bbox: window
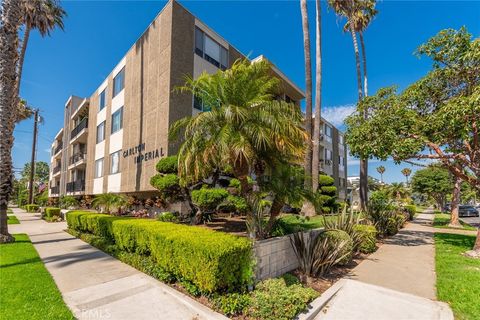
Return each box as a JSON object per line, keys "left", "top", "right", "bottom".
{"left": 99, "top": 89, "right": 106, "bottom": 111}
{"left": 193, "top": 95, "right": 211, "bottom": 112}
{"left": 95, "top": 158, "right": 104, "bottom": 178}
{"left": 325, "top": 124, "right": 332, "bottom": 137}
{"left": 110, "top": 151, "right": 121, "bottom": 174}
{"left": 111, "top": 107, "right": 123, "bottom": 133}
{"left": 339, "top": 135, "right": 344, "bottom": 145}
{"left": 113, "top": 67, "right": 125, "bottom": 97}
{"left": 194, "top": 27, "right": 228, "bottom": 70}
{"left": 96, "top": 121, "right": 105, "bottom": 143}
{"left": 339, "top": 156, "right": 345, "bottom": 166}
{"left": 325, "top": 149, "right": 333, "bottom": 161}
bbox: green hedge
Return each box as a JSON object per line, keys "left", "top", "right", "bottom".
{"left": 354, "top": 225, "right": 377, "bottom": 253}
{"left": 403, "top": 205, "right": 416, "bottom": 220}
{"left": 25, "top": 204, "right": 39, "bottom": 213}
{"left": 45, "top": 207, "right": 61, "bottom": 218}
{"left": 67, "top": 211, "right": 253, "bottom": 293}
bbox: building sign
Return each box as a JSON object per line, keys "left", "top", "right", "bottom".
{"left": 122, "top": 143, "right": 164, "bottom": 164}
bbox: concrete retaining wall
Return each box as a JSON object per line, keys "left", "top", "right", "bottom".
{"left": 254, "top": 228, "right": 323, "bottom": 280}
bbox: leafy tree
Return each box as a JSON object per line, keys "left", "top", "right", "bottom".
{"left": 344, "top": 28, "right": 480, "bottom": 253}
{"left": 411, "top": 166, "right": 452, "bottom": 210}
{"left": 92, "top": 193, "right": 127, "bottom": 215}
{"left": 376, "top": 165, "right": 385, "bottom": 183}
{"left": 171, "top": 59, "right": 306, "bottom": 197}
{"left": 20, "top": 161, "right": 49, "bottom": 184}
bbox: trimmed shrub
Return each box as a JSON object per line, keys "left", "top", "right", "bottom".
{"left": 218, "top": 195, "right": 248, "bottom": 214}
{"left": 228, "top": 178, "right": 241, "bottom": 188}
{"left": 157, "top": 212, "right": 178, "bottom": 222}
{"left": 191, "top": 188, "right": 229, "bottom": 211}
{"left": 317, "top": 230, "right": 353, "bottom": 265}
{"left": 320, "top": 186, "right": 337, "bottom": 194}
{"left": 318, "top": 174, "right": 335, "bottom": 186}
{"left": 25, "top": 204, "right": 39, "bottom": 213}
{"left": 354, "top": 225, "right": 377, "bottom": 253}
{"left": 45, "top": 207, "right": 61, "bottom": 218}
{"left": 67, "top": 211, "right": 253, "bottom": 293}
{"left": 403, "top": 205, "right": 416, "bottom": 221}
{"left": 155, "top": 155, "right": 178, "bottom": 174}
{"left": 150, "top": 174, "right": 180, "bottom": 193}
{"left": 213, "top": 292, "right": 251, "bottom": 316}
{"left": 386, "top": 214, "right": 407, "bottom": 236}
{"left": 245, "top": 277, "right": 318, "bottom": 320}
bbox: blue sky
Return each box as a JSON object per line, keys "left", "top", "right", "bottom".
{"left": 14, "top": 0, "right": 480, "bottom": 182}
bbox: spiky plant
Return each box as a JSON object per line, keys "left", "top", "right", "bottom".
{"left": 92, "top": 193, "right": 127, "bottom": 215}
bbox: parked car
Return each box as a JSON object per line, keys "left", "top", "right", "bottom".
{"left": 443, "top": 203, "right": 451, "bottom": 213}
{"left": 459, "top": 205, "right": 480, "bottom": 217}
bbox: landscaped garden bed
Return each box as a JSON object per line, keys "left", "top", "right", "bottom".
{"left": 0, "top": 234, "right": 74, "bottom": 319}
{"left": 435, "top": 233, "right": 480, "bottom": 320}
{"left": 7, "top": 214, "right": 19, "bottom": 224}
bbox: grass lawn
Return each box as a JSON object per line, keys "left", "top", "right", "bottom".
{"left": 435, "top": 233, "right": 480, "bottom": 320}
{"left": 0, "top": 234, "right": 74, "bottom": 319}
{"left": 7, "top": 215, "right": 19, "bottom": 224}
{"left": 433, "top": 213, "right": 477, "bottom": 231}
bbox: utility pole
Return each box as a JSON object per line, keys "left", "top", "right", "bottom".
{"left": 28, "top": 109, "right": 39, "bottom": 204}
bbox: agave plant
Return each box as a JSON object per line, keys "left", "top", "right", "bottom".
{"left": 322, "top": 205, "right": 363, "bottom": 252}
{"left": 291, "top": 230, "right": 352, "bottom": 279}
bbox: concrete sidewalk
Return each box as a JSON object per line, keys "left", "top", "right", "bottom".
{"left": 8, "top": 208, "right": 227, "bottom": 320}
{"left": 347, "top": 211, "right": 437, "bottom": 299}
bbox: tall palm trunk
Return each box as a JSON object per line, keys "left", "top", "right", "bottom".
{"left": 449, "top": 176, "right": 462, "bottom": 228}
{"left": 0, "top": 0, "right": 24, "bottom": 243}
{"left": 350, "top": 24, "right": 368, "bottom": 211}
{"left": 16, "top": 23, "right": 30, "bottom": 95}
{"left": 359, "top": 32, "right": 368, "bottom": 97}
{"left": 300, "top": 0, "right": 313, "bottom": 189}
{"left": 311, "top": 0, "right": 322, "bottom": 192}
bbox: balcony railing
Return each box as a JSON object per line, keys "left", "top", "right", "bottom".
{"left": 69, "top": 153, "right": 87, "bottom": 165}
{"left": 50, "top": 186, "right": 59, "bottom": 194}
{"left": 52, "top": 165, "right": 61, "bottom": 174}
{"left": 66, "top": 180, "right": 85, "bottom": 193}
{"left": 70, "top": 118, "right": 88, "bottom": 140}
{"left": 53, "top": 142, "right": 63, "bottom": 155}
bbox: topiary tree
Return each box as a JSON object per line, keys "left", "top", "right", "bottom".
{"left": 316, "top": 174, "right": 337, "bottom": 213}
{"left": 150, "top": 156, "right": 183, "bottom": 205}
{"left": 191, "top": 187, "right": 229, "bottom": 224}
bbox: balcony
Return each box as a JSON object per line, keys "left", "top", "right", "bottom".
{"left": 70, "top": 118, "right": 88, "bottom": 142}
{"left": 69, "top": 152, "right": 87, "bottom": 167}
{"left": 66, "top": 180, "right": 85, "bottom": 193}
{"left": 52, "top": 165, "right": 62, "bottom": 177}
{"left": 53, "top": 142, "right": 63, "bottom": 156}
{"left": 50, "top": 186, "right": 59, "bottom": 196}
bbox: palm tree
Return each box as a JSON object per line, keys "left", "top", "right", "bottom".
{"left": 376, "top": 165, "right": 385, "bottom": 183}
{"left": 401, "top": 168, "right": 412, "bottom": 184}
{"left": 92, "top": 193, "right": 127, "bottom": 215}
{"left": 171, "top": 59, "right": 307, "bottom": 200}
{"left": 387, "top": 182, "right": 410, "bottom": 201}
{"left": 329, "top": 0, "right": 377, "bottom": 211}
{"left": 300, "top": 0, "right": 313, "bottom": 189}
{"left": 17, "top": 0, "right": 66, "bottom": 94}
{"left": 0, "top": 0, "right": 24, "bottom": 243}
{"left": 311, "top": 0, "right": 322, "bottom": 192}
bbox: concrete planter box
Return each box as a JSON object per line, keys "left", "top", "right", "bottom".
{"left": 254, "top": 228, "right": 323, "bottom": 280}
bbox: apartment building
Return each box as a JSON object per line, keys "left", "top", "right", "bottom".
{"left": 49, "top": 0, "right": 347, "bottom": 201}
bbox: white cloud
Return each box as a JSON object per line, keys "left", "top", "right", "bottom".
{"left": 322, "top": 104, "right": 356, "bottom": 127}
